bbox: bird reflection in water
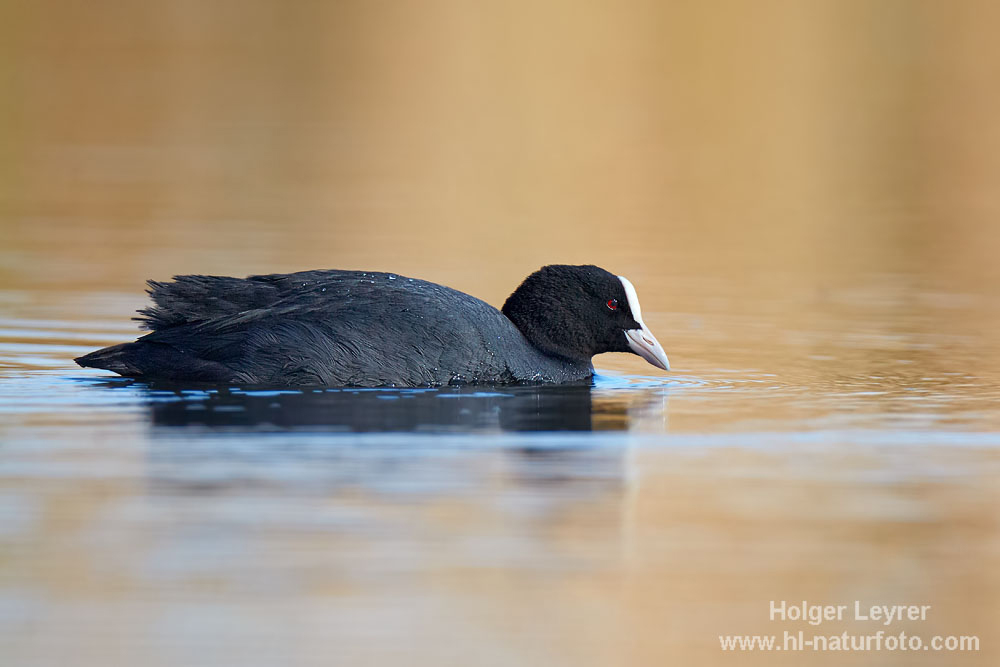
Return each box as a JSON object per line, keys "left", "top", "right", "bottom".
{"left": 94, "top": 379, "right": 667, "bottom": 502}
{"left": 143, "top": 383, "right": 614, "bottom": 432}
{"left": 130, "top": 381, "right": 664, "bottom": 497}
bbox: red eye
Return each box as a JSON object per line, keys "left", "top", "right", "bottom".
{"left": 607, "top": 298, "right": 618, "bottom": 311}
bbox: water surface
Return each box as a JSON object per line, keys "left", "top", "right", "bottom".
{"left": 3, "top": 2, "right": 1000, "bottom": 665}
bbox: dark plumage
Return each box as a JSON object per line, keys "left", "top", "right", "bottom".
{"left": 75, "top": 265, "right": 670, "bottom": 387}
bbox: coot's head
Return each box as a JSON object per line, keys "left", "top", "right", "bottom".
{"left": 501, "top": 265, "right": 670, "bottom": 371}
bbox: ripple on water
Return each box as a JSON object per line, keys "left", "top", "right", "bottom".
{"left": 593, "top": 370, "right": 713, "bottom": 390}
{"left": 0, "top": 317, "right": 132, "bottom": 371}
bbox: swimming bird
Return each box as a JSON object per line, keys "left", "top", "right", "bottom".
{"left": 75, "top": 264, "right": 670, "bottom": 387}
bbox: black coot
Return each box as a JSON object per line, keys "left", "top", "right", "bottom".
{"left": 75, "top": 264, "right": 670, "bottom": 387}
